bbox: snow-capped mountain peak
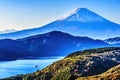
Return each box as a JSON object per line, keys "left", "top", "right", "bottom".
{"left": 0, "top": 7, "right": 120, "bottom": 39}
{"left": 71, "top": 8, "right": 89, "bottom": 14}
{"left": 58, "top": 8, "right": 104, "bottom": 22}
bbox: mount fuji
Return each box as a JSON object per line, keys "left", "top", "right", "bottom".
{"left": 0, "top": 8, "right": 120, "bottom": 39}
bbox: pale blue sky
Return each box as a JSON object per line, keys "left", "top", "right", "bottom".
{"left": 0, "top": 0, "right": 120, "bottom": 31}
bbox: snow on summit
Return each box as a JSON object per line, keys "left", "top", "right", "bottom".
{"left": 58, "top": 8, "right": 104, "bottom": 22}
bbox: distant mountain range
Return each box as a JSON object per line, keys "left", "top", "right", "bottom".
{"left": 0, "top": 8, "right": 120, "bottom": 39}
{"left": 18, "top": 31, "right": 109, "bottom": 56}
{"left": 104, "top": 37, "right": 120, "bottom": 46}
{"left": 0, "top": 31, "right": 109, "bottom": 61}
{"left": 105, "top": 37, "right": 120, "bottom": 44}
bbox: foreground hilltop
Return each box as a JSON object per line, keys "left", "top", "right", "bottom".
{"left": 4, "top": 47, "right": 120, "bottom": 80}
{"left": 77, "top": 63, "right": 120, "bottom": 80}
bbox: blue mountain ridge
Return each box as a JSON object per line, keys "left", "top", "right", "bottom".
{"left": 0, "top": 31, "right": 109, "bottom": 61}
{"left": 104, "top": 37, "right": 120, "bottom": 46}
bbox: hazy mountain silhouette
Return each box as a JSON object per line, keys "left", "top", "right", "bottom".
{"left": 18, "top": 31, "right": 109, "bottom": 57}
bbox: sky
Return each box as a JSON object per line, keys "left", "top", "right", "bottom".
{"left": 0, "top": 0, "right": 120, "bottom": 31}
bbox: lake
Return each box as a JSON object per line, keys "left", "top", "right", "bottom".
{"left": 0, "top": 57, "right": 64, "bottom": 79}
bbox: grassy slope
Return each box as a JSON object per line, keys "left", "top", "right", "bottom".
{"left": 76, "top": 64, "right": 120, "bottom": 80}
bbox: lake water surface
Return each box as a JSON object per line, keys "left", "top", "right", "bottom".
{"left": 0, "top": 57, "right": 64, "bottom": 79}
